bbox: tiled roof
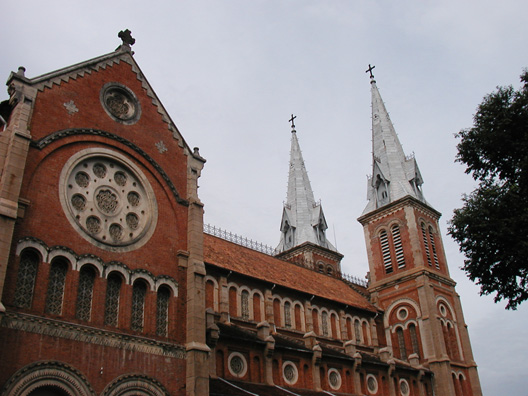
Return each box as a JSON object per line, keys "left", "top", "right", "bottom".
{"left": 203, "top": 234, "right": 377, "bottom": 312}
{"left": 210, "top": 378, "right": 352, "bottom": 396}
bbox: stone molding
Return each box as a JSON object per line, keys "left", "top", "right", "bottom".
{"left": 1, "top": 312, "right": 186, "bottom": 359}
{"left": 101, "top": 373, "right": 169, "bottom": 396}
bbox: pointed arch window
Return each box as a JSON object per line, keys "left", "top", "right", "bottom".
{"left": 76, "top": 265, "right": 96, "bottom": 321}
{"left": 391, "top": 225, "right": 406, "bottom": 269}
{"left": 321, "top": 311, "right": 329, "bottom": 336}
{"left": 428, "top": 226, "right": 440, "bottom": 269}
{"left": 241, "top": 290, "right": 250, "bottom": 320}
{"left": 14, "top": 250, "right": 39, "bottom": 308}
{"left": 104, "top": 273, "right": 122, "bottom": 327}
{"left": 131, "top": 280, "right": 147, "bottom": 332}
{"left": 379, "top": 230, "right": 393, "bottom": 273}
{"left": 156, "top": 286, "right": 170, "bottom": 337}
{"left": 284, "top": 301, "right": 292, "bottom": 328}
{"left": 421, "top": 222, "right": 432, "bottom": 266}
{"left": 45, "top": 259, "right": 68, "bottom": 315}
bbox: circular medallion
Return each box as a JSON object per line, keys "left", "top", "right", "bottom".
{"left": 100, "top": 82, "right": 141, "bottom": 124}
{"left": 400, "top": 379, "right": 410, "bottom": 396}
{"left": 328, "top": 368, "right": 342, "bottom": 390}
{"left": 282, "top": 361, "right": 298, "bottom": 385}
{"left": 60, "top": 149, "right": 157, "bottom": 252}
{"left": 367, "top": 374, "right": 378, "bottom": 394}
{"left": 227, "top": 352, "right": 247, "bottom": 378}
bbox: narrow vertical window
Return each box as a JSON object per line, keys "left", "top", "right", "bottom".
{"left": 14, "top": 250, "right": 39, "bottom": 308}
{"left": 409, "top": 323, "right": 420, "bottom": 355}
{"left": 421, "top": 222, "right": 432, "bottom": 266}
{"left": 76, "top": 265, "right": 95, "bottom": 321}
{"left": 131, "top": 280, "right": 147, "bottom": 332}
{"left": 397, "top": 327, "right": 407, "bottom": 360}
{"left": 428, "top": 226, "right": 440, "bottom": 269}
{"left": 45, "top": 259, "right": 68, "bottom": 315}
{"left": 380, "top": 230, "right": 393, "bottom": 273}
{"left": 354, "top": 319, "right": 362, "bottom": 343}
{"left": 156, "top": 286, "right": 170, "bottom": 337}
{"left": 104, "top": 273, "right": 122, "bottom": 327}
{"left": 284, "top": 301, "right": 292, "bottom": 328}
{"left": 241, "top": 290, "right": 250, "bottom": 320}
{"left": 321, "top": 311, "right": 329, "bottom": 336}
{"left": 391, "top": 224, "right": 405, "bottom": 268}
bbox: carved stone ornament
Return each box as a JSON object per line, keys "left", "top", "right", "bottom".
{"left": 60, "top": 149, "right": 157, "bottom": 252}
{"left": 100, "top": 82, "right": 141, "bottom": 125}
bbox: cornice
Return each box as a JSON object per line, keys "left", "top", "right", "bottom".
{"left": 358, "top": 196, "right": 441, "bottom": 225}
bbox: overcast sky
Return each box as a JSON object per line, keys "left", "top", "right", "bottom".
{"left": 1, "top": 1, "right": 527, "bottom": 395}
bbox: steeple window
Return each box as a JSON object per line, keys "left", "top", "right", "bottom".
{"left": 391, "top": 225, "right": 405, "bottom": 269}
{"left": 428, "top": 226, "right": 440, "bottom": 269}
{"left": 375, "top": 175, "right": 390, "bottom": 207}
{"left": 379, "top": 230, "right": 393, "bottom": 273}
{"left": 421, "top": 222, "right": 432, "bottom": 266}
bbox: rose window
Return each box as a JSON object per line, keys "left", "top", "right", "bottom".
{"left": 282, "top": 361, "right": 298, "bottom": 385}
{"left": 61, "top": 150, "right": 157, "bottom": 251}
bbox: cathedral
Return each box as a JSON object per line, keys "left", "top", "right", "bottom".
{"left": 0, "top": 31, "right": 482, "bottom": 396}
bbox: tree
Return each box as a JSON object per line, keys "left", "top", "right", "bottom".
{"left": 449, "top": 70, "right": 528, "bottom": 309}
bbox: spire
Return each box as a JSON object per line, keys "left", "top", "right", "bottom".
{"left": 276, "top": 116, "right": 337, "bottom": 253}
{"left": 363, "top": 68, "right": 426, "bottom": 214}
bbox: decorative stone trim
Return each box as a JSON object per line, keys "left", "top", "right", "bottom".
{"left": 1, "top": 312, "right": 186, "bottom": 359}
{"left": 100, "top": 82, "right": 141, "bottom": 125}
{"left": 1, "top": 360, "right": 96, "bottom": 396}
{"left": 102, "top": 373, "right": 169, "bottom": 396}
{"left": 31, "top": 128, "right": 188, "bottom": 206}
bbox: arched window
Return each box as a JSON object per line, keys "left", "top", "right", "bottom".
{"left": 354, "top": 319, "right": 362, "bottom": 343}
{"left": 409, "top": 323, "right": 420, "bottom": 355}
{"left": 391, "top": 224, "right": 405, "bottom": 269}
{"left": 253, "top": 293, "right": 262, "bottom": 322}
{"left": 205, "top": 280, "right": 215, "bottom": 310}
{"left": 76, "top": 265, "right": 96, "bottom": 321}
{"left": 104, "top": 273, "right": 122, "bottom": 327}
{"left": 330, "top": 313, "right": 338, "bottom": 339}
{"left": 380, "top": 230, "right": 393, "bottom": 273}
{"left": 156, "top": 286, "right": 170, "bottom": 336}
{"left": 273, "top": 299, "right": 281, "bottom": 327}
{"left": 428, "top": 226, "right": 440, "bottom": 269}
{"left": 45, "top": 259, "right": 68, "bottom": 315}
{"left": 294, "top": 304, "right": 302, "bottom": 331}
{"left": 284, "top": 301, "right": 292, "bottom": 328}
{"left": 421, "top": 222, "right": 432, "bottom": 266}
{"left": 241, "top": 290, "right": 250, "bottom": 320}
{"left": 396, "top": 327, "right": 407, "bottom": 360}
{"left": 321, "top": 311, "right": 329, "bottom": 336}
{"left": 14, "top": 250, "right": 39, "bottom": 308}
{"left": 312, "top": 309, "right": 320, "bottom": 334}
{"left": 229, "top": 287, "right": 238, "bottom": 318}
{"left": 131, "top": 280, "right": 147, "bottom": 332}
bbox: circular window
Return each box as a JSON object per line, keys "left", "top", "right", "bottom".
{"left": 328, "top": 368, "right": 342, "bottom": 390}
{"left": 60, "top": 149, "right": 158, "bottom": 252}
{"left": 100, "top": 82, "right": 141, "bottom": 124}
{"left": 282, "top": 361, "right": 298, "bottom": 385}
{"left": 397, "top": 307, "right": 408, "bottom": 321}
{"left": 439, "top": 304, "right": 447, "bottom": 317}
{"left": 366, "top": 374, "right": 378, "bottom": 394}
{"left": 228, "top": 352, "right": 247, "bottom": 378}
{"left": 399, "top": 379, "right": 410, "bottom": 396}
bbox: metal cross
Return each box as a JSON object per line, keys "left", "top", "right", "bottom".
{"left": 366, "top": 64, "right": 375, "bottom": 79}
{"left": 289, "top": 114, "right": 297, "bottom": 129}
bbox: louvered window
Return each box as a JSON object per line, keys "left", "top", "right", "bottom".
{"left": 421, "top": 223, "right": 432, "bottom": 266}
{"left": 45, "top": 259, "right": 67, "bottom": 315}
{"left": 380, "top": 230, "right": 393, "bottom": 273}
{"left": 156, "top": 286, "right": 170, "bottom": 337}
{"left": 104, "top": 273, "right": 121, "bottom": 327}
{"left": 391, "top": 225, "right": 406, "bottom": 268}
{"left": 14, "top": 251, "right": 39, "bottom": 308}
{"left": 131, "top": 281, "right": 147, "bottom": 332}
{"left": 76, "top": 266, "right": 95, "bottom": 321}
{"left": 428, "top": 226, "right": 440, "bottom": 269}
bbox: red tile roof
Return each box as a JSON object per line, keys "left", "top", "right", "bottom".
{"left": 203, "top": 234, "right": 377, "bottom": 313}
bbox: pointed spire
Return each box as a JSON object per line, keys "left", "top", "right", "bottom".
{"left": 363, "top": 68, "right": 426, "bottom": 214}
{"left": 277, "top": 116, "right": 337, "bottom": 253}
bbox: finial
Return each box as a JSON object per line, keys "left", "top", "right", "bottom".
{"left": 17, "top": 66, "right": 26, "bottom": 77}
{"left": 366, "top": 64, "right": 375, "bottom": 80}
{"left": 289, "top": 114, "right": 297, "bottom": 132}
{"left": 117, "top": 29, "right": 135, "bottom": 52}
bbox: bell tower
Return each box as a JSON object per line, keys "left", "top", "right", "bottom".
{"left": 358, "top": 67, "right": 482, "bottom": 396}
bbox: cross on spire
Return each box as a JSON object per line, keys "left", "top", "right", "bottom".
{"left": 118, "top": 29, "right": 136, "bottom": 47}
{"left": 366, "top": 64, "right": 375, "bottom": 79}
{"left": 289, "top": 114, "right": 297, "bottom": 131}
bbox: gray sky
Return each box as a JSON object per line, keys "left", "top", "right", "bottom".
{"left": 1, "top": 1, "right": 527, "bottom": 394}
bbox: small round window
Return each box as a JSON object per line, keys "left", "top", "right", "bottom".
{"left": 228, "top": 352, "right": 247, "bottom": 378}
{"left": 282, "top": 361, "right": 298, "bottom": 385}
{"left": 439, "top": 303, "right": 447, "bottom": 317}
{"left": 100, "top": 82, "right": 141, "bottom": 124}
{"left": 367, "top": 374, "right": 378, "bottom": 394}
{"left": 397, "top": 307, "right": 408, "bottom": 321}
{"left": 328, "top": 368, "right": 342, "bottom": 390}
{"left": 400, "top": 379, "right": 410, "bottom": 396}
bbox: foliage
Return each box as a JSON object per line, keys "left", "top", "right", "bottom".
{"left": 449, "top": 70, "right": 528, "bottom": 309}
